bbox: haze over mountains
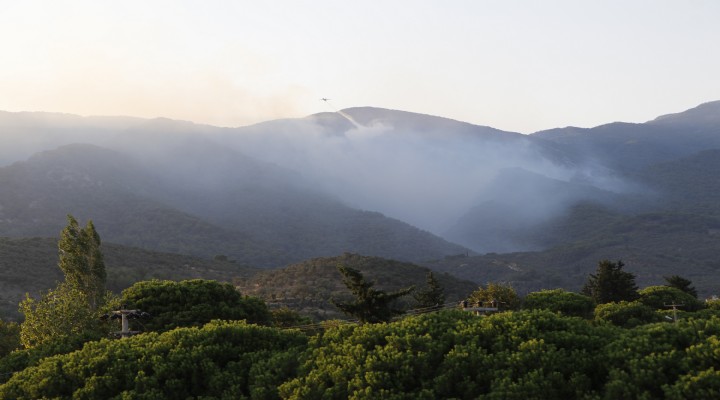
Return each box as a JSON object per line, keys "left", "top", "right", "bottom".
{"left": 1, "top": 101, "right": 720, "bottom": 297}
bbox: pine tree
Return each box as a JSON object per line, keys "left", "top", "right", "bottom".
{"left": 332, "top": 265, "right": 414, "bottom": 323}
{"left": 582, "top": 260, "right": 639, "bottom": 304}
{"left": 413, "top": 272, "right": 446, "bottom": 309}
{"left": 664, "top": 275, "right": 698, "bottom": 298}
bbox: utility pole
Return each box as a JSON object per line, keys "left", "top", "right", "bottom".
{"left": 664, "top": 303, "right": 683, "bottom": 323}
{"left": 101, "top": 307, "right": 151, "bottom": 338}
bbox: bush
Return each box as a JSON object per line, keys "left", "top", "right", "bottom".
{"left": 523, "top": 289, "right": 594, "bottom": 318}
{"left": 0, "top": 321, "right": 307, "bottom": 399}
{"left": 638, "top": 286, "right": 704, "bottom": 312}
{"left": 281, "top": 310, "right": 617, "bottom": 399}
{"left": 121, "top": 279, "right": 271, "bottom": 332}
{"left": 467, "top": 282, "right": 521, "bottom": 311}
{"left": 594, "top": 301, "right": 660, "bottom": 328}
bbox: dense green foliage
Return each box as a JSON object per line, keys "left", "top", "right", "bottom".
{"left": 467, "top": 282, "right": 521, "bottom": 310}
{"left": 58, "top": 215, "right": 106, "bottom": 309}
{"left": 594, "top": 301, "right": 660, "bottom": 328}
{"left": 332, "top": 265, "right": 414, "bottom": 323}
{"left": 281, "top": 310, "right": 616, "bottom": 399}
{"left": 582, "top": 260, "right": 639, "bottom": 304}
{"left": 2, "top": 305, "right": 720, "bottom": 398}
{"left": 523, "top": 289, "right": 594, "bottom": 318}
{"left": 707, "top": 298, "right": 720, "bottom": 310}
{"left": 602, "top": 318, "right": 720, "bottom": 399}
{"left": 121, "top": 279, "right": 271, "bottom": 332}
{"left": 18, "top": 216, "right": 116, "bottom": 348}
{"left": 638, "top": 285, "right": 704, "bottom": 312}
{"left": 0, "top": 320, "right": 20, "bottom": 358}
{"left": 0, "top": 330, "right": 104, "bottom": 385}
{"left": 0, "top": 321, "right": 307, "bottom": 399}
{"left": 18, "top": 283, "right": 112, "bottom": 349}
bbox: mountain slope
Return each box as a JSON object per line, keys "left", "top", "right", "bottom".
{"left": 444, "top": 167, "right": 629, "bottom": 252}
{"left": 235, "top": 253, "right": 478, "bottom": 320}
{"left": 0, "top": 143, "right": 468, "bottom": 265}
{"left": 533, "top": 101, "right": 720, "bottom": 172}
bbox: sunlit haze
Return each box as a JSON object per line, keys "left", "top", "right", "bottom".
{"left": 1, "top": 0, "right": 719, "bottom": 133}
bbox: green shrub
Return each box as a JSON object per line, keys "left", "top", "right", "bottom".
{"left": 639, "top": 286, "right": 704, "bottom": 312}
{"left": 121, "top": 279, "right": 271, "bottom": 332}
{"left": 594, "top": 301, "right": 660, "bottom": 328}
{"left": 523, "top": 289, "right": 594, "bottom": 318}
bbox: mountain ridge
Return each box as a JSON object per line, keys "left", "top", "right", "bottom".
{"left": 1, "top": 100, "right": 720, "bottom": 307}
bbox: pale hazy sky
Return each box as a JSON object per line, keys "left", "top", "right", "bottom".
{"left": 1, "top": 1, "right": 718, "bottom": 133}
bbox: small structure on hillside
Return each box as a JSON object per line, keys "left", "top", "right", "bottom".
{"left": 460, "top": 300, "right": 499, "bottom": 316}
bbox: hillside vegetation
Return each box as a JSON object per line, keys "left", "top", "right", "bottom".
{"left": 0, "top": 237, "right": 258, "bottom": 320}
{"left": 2, "top": 309, "right": 720, "bottom": 399}
{"left": 235, "top": 253, "right": 478, "bottom": 320}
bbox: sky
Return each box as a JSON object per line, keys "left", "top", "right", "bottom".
{"left": 1, "top": 0, "right": 719, "bottom": 133}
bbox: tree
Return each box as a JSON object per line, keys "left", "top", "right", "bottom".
{"left": 582, "top": 260, "right": 639, "bottom": 304}
{"left": 121, "top": 279, "right": 271, "bottom": 332}
{"left": 523, "top": 289, "right": 594, "bottom": 318}
{"left": 331, "top": 265, "right": 414, "bottom": 323}
{"left": 664, "top": 275, "right": 698, "bottom": 298}
{"left": 0, "top": 321, "right": 307, "bottom": 399}
{"left": 19, "top": 215, "right": 112, "bottom": 348}
{"left": 593, "top": 301, "right": 659, "bottom": 328}
{"left": 467, "top": 282, "right": 521, "bottom": 310}
{"left": 18, "top": 284, "right": 104, "bottom": 349}
{"left": 638, "top": 285, "right": 703, "bottom": 312}
{"left": 413, "top": 272, "right": 446, "bottom": 309}
{"left": 58, "top": 215, "right": 106, "bottom": 309}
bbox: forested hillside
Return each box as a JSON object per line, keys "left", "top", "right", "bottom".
{"left": 235, "top": 253, "right": 477, "bottom": 320}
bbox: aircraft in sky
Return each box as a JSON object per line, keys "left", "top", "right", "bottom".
{"left": 321, "top": 98, "right": 330, "bottom": 102}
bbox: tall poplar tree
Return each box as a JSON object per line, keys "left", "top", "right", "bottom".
{"left": 58, "top": 215, "right": 106, "bottom": 309}
{"left": 19, "top": 215, "right": 109, "bottom": 348}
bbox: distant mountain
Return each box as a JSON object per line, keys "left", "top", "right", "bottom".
{"left": 235, "top": 253, "right": 478, "bottom": 320}
{"left": 0, "top": 144, "right": 281, "bottom": 265}
{"left": 444, "top": 168, "right": 626, "bottom": 253}
{"left": 649, "top": 100, "right": 720, "bottom": 129}
{"left": 0, "top": 143, "right": 467, "bottom": 266}
{"left": 429, "top": 205, "right": 720, "bottom": 299}
{"left": 217, "top": 107, "right": 588, "bottom": 235}
{"left": 532, "top": 101, "right": 720, "bottom": 172}
{"left": 636, "top": 149, "right": 720, "bottom": 216}
{"left": 2, "top": 101, "right": 720, "bottom": 300}
{"left": 0, "top": 111, "right": 145, "bottom": 166}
